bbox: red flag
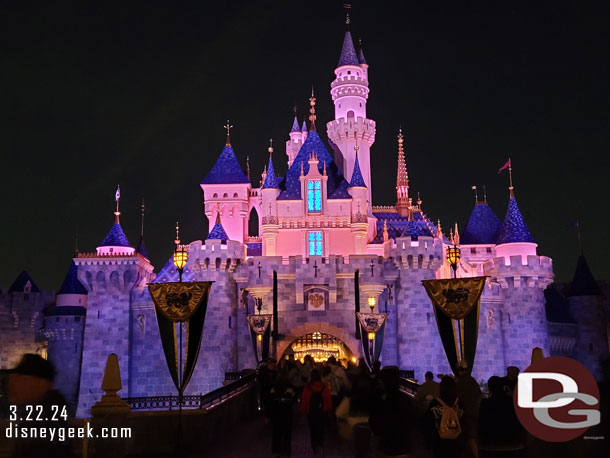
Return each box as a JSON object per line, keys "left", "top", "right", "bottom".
{"left": 498, "top": 159, "right": 511, "bottom": 174}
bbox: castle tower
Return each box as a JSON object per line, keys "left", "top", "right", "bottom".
{"left": 567, "top": 254, "right": 608, "bottom": 380}
{"left": 484, "top": 190, "right": 552, "bottom": 371}
{"left": 45, "top": 261, "right": 87, "bottom": 413}
{"left": 326, "top": 13, "right": 376, "bottom": 210}
{"left": 460, "top": 195, "right": 503, "bottom": 271}
{"left": 348, "top": 149, "right": 368, "bottom": 254}
{"left": 285, "top": 116, "right": 304, "bottom": 168}
{"left": 261, "top": 145, "right": 281, "bottom": 255}
{"left": 395, "top": 129, "right": 410, "bottom": 217}
{"left": 200, "top": 125, "right": 251, "bottom": 243}
{"left": 75, "top": 202, "right": 154, "bottom": 416}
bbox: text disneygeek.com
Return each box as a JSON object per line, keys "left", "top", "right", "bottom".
{"left": 4, "top": 423, "right": 132, "bottom": 441}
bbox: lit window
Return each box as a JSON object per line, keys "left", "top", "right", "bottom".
{"left": 308, "top": 232, "right": 323, "bottom": 256}
{"left": 307, "top": 180, "right": 321, "bottom": 213}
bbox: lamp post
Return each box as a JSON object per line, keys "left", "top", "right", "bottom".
{"left": 173, "top": 222, "right": 188, "bottom": 283}
{"left": 367, "top": 296, "right": 376, "bottom": 313}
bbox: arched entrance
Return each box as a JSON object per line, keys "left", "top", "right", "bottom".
{"left": 282, "top": 332, "right": 354, "bottom": 364}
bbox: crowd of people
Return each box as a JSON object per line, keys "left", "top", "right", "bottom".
{"left": 258, "top": 355, "right": 525, "bottom": 458}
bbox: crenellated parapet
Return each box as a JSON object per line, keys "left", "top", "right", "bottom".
{"left": 188, "top": 239, "right": 244, "bottom": 274}
{"left": 74, "top": 253, "right": 154, "bottom": 293}
{"left": 387, "top": 236, "right": 443, "bottom": 271}
{"left": 484, "top": 255, "right": 554, "bottom": 289}
{"left": 327, "top": 117, "right": 376, "bottom": 146}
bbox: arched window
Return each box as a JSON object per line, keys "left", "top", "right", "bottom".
{"left": 248, "top": 207, "right": 259, "bottom": 236}
{"left": 233, "top": 192, "right": 238, "bottom": 198}
{"left": 223, "top": 193, "right": 228, "bottom": 198}
{"left": 347, "top": 110, "right": 355, "bottom": 119}
{"left": 213, "top": 193, "right": 218, "bottom": 198}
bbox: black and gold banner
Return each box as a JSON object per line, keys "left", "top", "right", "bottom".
{"left": 148, "top": 281, "right": 213, "bottom": 394}
{"left": 247, "top": 314, "right": 272, "bottom": 363}
{"left": 422, "top": 276, "right": 486, "bottom": 374}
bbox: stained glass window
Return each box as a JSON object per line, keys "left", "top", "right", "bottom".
{"left": 308, "top": 231, "right": 323, "bottom": 256}
{"left": 307, "top": 180, "right": 321, "bottom": 213}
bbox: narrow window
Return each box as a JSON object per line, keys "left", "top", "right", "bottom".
{"left": 471, "top": 247, "right": 477, "bottom": 254}
{"left": 308, "top": 232, "right": 323, "bottom": 256}
{"left": 307, "top": 180, "right": 321, "bottom": 213}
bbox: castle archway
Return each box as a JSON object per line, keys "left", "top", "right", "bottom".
{"left": 277, "top": 322, "right": 359, "bottom": 364}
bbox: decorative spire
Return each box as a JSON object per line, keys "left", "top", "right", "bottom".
{"left": 309, "top": 88, "right": 317, "bottom": 131}
{"left": 140, "top": 198, "right": 145, "bottom": 237}
{"left": 349, "top": 145, "right": 367, "bottom": 188}
{"left": 224, "top": 120, "right": 233, "bottom": 146}
{"left": 290, "top": 116, "right": 300, "bottom": 133}
{"left": 175, "top": 221, "right": 181, "bottom": 247}
{"left": 344, "top": 2, "right": 351, "bottom": 28}
{"left": 498, "top": 158, "right": 514, "bottom": 198}
{"left": 301, "top": 118, "right": 308, "bottom": 132}
{"left": 300, "top": 160, "right": 304, "bottom": 177}
{"left": 483, "top": 185, "right": 487, "bottom": 204}
{"left": 454, "top": 222, "right": 460, "bottom": 245}
{"left": 471, "top": 185, "right": 478, "bottom": 204}
{"left": 383, "top": 220, "right": 388, "bottom": 242}
{"left": 337, "top": 3, "right": 359, "bottom": 67}
{"left": 246, "top": 155, "right": 251, "bottom": 181}
{"left": 357, "top": 38, "right": 367, "bottom": 66}
{"left": 207, "top": 204, "right": 229, "bottom": 243}
{"left": 497, "top": 196, "right": 535, "bottom": 244}
{"left": 323, "top": 161, "right": 327, "bottom": 176}
{"left": 262, "top": 141, "right": 280, "bottom": 190}
{"left": 396, "top": 129, "right": 410, "bottom": 217}
{"left": 436, "top": 219, "right": 443, "bottom": 240}
{"left": 114, "top": 185, "right": 121, "bottom": 223}
{"left": 417, "top": 192, "right": 422, "bottom": 208}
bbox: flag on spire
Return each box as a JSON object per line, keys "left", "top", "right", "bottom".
{"left": 498, "top": 159, "right": 511, "bottom": 174}
{"left": 115, "top": 185, "right": 121, "bottom": 201}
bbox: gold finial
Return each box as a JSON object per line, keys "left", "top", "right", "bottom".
{"left": 224, "top": 120, "right": 233, "bottom": 146}
{"left": 300, "top": 160, "right": 304, "bottom": 177}
{"left": 268, "top": 138, "right": 274, "bottom": 154}
{"left": 417, "top": 192, "right": 422, "bottom": 207}
{"left": 246, "top": 155, "right": 251, "bottom": 180}
{"left": 471, "top": 185, "right": 478, "bottom": 203}
{"left": 454, "top": 222, "right": 460, "bottom": 245}
{"left": 140, "top": 198, "right": 145, "bottom": 237}
{"left": 309, "top": 88, "right": 317, "bottom": 131}
{"left": 175, "top": 221, "right": 180, "bottom": 246}
{"left": 437, "top": 219, "right": 443, "bottom": 239}
{"left": 483, "top": 185, "right": 487, "bottom": 204}
{"left": 344, "top": 2, "right": 351, "bottom": 27}
{"left": 323, "top": 161, "right": 327, "bottom": 176}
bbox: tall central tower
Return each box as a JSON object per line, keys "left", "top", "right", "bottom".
{"left": 327, "top": 13, "right": 376, "bottom": 212}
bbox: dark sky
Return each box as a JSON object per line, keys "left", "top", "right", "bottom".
{"left": 1, "top": 1, "right": 609, "bottom": 291}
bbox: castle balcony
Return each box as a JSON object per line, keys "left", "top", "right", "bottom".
{"left": 330, "top": 75, "right": 369, "bottom": 89}
{"left": 326, "top": 117, "right": 376, "bottom": 144}
{"left": 244, "top": 236, "right": 262, "bottom": 244}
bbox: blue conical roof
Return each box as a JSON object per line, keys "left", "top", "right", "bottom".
{"left": 262, "top": 155, "right": 280, "bottom": 189}
{"left": 301, "top": 120, "right": 308, "bottom": 132}
{"left": 9, "top": 271, "right": 41, "bottom": 293}
{"left": 277, "top": 130, "right": 350, "bottom": 200}
{"left": 207, "top": 216, "right": 229, "bottom": 243}
{"left": 338, "top": 31, "right": 360, "bottom": 67}
{"left": 349, "top": 153, "right": 367, "bottom": 188}
{"left": 497, "top": 197, "right": 535, "bottom": 244}
{"left": 201, "top": 145, "right": 249, "bottom": 185}
{"left": 58, "top": 262, "right": 88, "bottom": 295}
{"left": 136, "top": 236, "right": 149, "bottom": 259}
{"left": 290, "top": 116, "right": 300, "bottom": 133}
{"left": 461, "top": 203, "right": 503, "bottom": 245}
{"left": 100, "top": 223, "right": 132, "bottom": 247}
{"left": 358, "top": 47, "right": 367, "bottom": 65}
{"left": 568, "top": 255, "right": 601, "bottom": 297}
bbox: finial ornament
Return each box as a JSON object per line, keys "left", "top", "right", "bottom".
{"left": 309, "top": 88, "right": 317, "bottom": 131}
{"left": 483, "top": 185, "right": 487, "bottom": 204}
{"left": 175, "top": 221, "right": 181, "bottom": 246}
{"left": 344, "top": 2, "right": 351, "bottom": 27}
{"left": 246, "top": 155, "right": 251, "bottom": 180}
{"left": 268, "top": 138, "right": 274, "bottom": 154}
{"left": 224, "top": 120, "right": 233, "bottom": 146}
{"left": 471, "top": 185, "right": 478, "bottom": 203}
{"left": 114, "top": 185, "right": 121, "bottom": 223}
{"left": 141, "top": 198, "right": 145, "bottom": 237}
{"left": 417, "top": 192, "right": 422, "bottom": 207}
{"left": 323, "top": 161, "right": 327, "bottom": 176}
{"left": 498, "top": 158, "right": 513, "bottom": 197}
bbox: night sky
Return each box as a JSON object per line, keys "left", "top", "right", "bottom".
{"left": 2, "top": 1, "right": 608, "bottom": 291}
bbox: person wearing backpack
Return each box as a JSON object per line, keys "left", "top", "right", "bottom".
{"left": 425, "top": 376, "right": 464, "bottom": 458}
{"left": 301, "top": 369, "right": 332, "bottom": 455}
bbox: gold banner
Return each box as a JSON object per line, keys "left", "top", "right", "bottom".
{"left": 148, "top": 282, "right": 212, "bottom": 322}
{"left": 422, "top": 276, "right": 487, "bottom": 320}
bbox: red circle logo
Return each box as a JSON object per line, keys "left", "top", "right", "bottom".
{"left": 514, "top": 356, "right": 600, "bottom": 442}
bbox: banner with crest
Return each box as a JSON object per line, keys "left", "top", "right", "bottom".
{"left": 422, "top": 276, "right": 486, "bottom": 375}
{"left": 356, "top": 312, "right": 387, "bottom": 369}
{"left": 148, "top": 281, "right": 213, "bottom": 396}
{"left": 247, "top": 314, "right": 272, "bottom": 363}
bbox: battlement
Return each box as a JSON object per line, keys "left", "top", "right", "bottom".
{"left": 326, "top": 117, "right": 376, "bottom": 145}
{"left": 484, "top": 255, "right": 554, "bottom": 288}
{"left": 331, "top": 74, "right": 369, "bottom": 88}
{"left": 188, "top": 239, "right": 244, "bottom": 273}
{"left": 387, "top": 236, "right": 443, "bottom": 270}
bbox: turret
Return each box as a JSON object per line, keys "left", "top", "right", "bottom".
{"left": 200, "top": 123, "right": 252, "bottom": 243}
{"left": 460, "top": 189, "right": 502, "bottom": 268}
{"left": 495, "top": 196, "right": 537, "bottom": 263}
{"left": 567, "top": 255, "right": 608, "bottom": 380}
{"left": 286, "top": 116, "right": 303, "bottom": 168}
{"left": 326, "top": 10, "right": 376, "bottom": 209}
{"left": 348, "top": 149, "right": 368, "bottom": 254}
{"left": 261, "top": 143, "right": 281, "bottom": 255}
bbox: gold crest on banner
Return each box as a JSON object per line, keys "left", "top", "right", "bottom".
{"left": 247, "top": 314, "right": 272, "bottom": 335}
{"left": 422, "top": 276, "right": 487, "bottom": 320}
{"left": 356, "top": 312, "right": 387, "bottom": 334}
{"left": 148, "top": 282, "right": 212, "bottom": 322}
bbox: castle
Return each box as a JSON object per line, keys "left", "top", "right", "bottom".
{"left": 1, "top": 14, "right": 608, "bottom": 418}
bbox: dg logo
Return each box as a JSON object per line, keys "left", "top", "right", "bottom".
{"left": 514, "top": 356, "right": 601, "bottom": 442}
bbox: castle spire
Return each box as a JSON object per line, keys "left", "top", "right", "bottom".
{"left": 224, "top": 120, "right": 233, "bottom": 146}
{"left": 395, "top": 129, "right": 410, "bottom": 217}
{"left": 337, "top": 3, "right": 359, "bottom": 67}
{"left": 114, "top": 185, "right": 121, "bottom": 223}
{"left": 262, "top": 139, "right": 280, "bottom": 189}
{"left": 246, "top": 155, "right": 251, "bottom": 181}
{"left": 136, "top": 198, "right": 148, "bottom": 258}
{"left": 309, "top": 88, "right": 317, "bottom": 131}
{"left": 348, "top": 146, "right": 367, "bottom": 188}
